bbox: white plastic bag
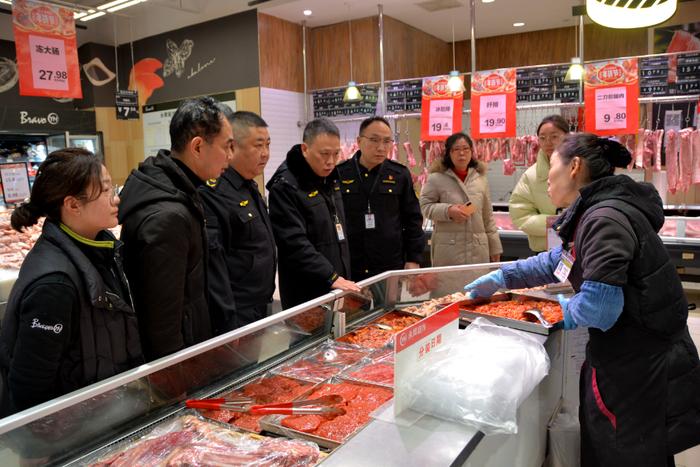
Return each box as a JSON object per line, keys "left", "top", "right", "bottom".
{"left": 407, "top": 317, "right": 550, "bottom": 434}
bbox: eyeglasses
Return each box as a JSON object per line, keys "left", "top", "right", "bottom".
{"left": 450, "top": 146, "right": 472, "bottom": 153}
{"left": 538, "top": 134, "right": 564, "bottom": 143}
{"left": 102, "top": 185, "right": 120, "bottom": 207}
{"left": 361, "top": 135, "right": 394, "bottom": 147}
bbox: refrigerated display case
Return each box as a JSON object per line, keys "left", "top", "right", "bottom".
{"left": 0, "top": 263, "right": 567, "bottom": 467}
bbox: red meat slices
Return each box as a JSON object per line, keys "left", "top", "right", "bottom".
{"left": 349, "top": 363, "right": 394, "bottom": 385}
{"left": 281, "top": 414, "right": 325, "bottom": 432}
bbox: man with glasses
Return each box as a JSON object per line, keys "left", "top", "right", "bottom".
{"left": 199, "top": 111, "right": 276, "bottom": 332}
{"left": 118, "top": 96, "right": 234, "bottom": 360}
{"left": 337, "top": 116, "right": 425, "bottom": 281}
{"left": 267, "top": 118, "right": 360, "bottom": 309}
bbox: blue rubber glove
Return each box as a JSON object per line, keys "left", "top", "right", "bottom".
{"left": 557, "top": 294, "right": 576, "bottom": 330}
{"left": 464, "top": 270, "right": 505, "bottom": 299}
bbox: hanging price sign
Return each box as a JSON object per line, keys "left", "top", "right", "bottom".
{"left": 12, "top": 0, "right": 82, "bottom": 99}
{"left": 115, "top": 90, "right": 140, "bottom": 120}
{"left": 420, "top": 75, "right": 463, "bottom": 141}
{"left": 471, "top": 68, "right": 516, "bottom": 139}
{"left": 584, "top": 59, "right": 638, "bottom": 136}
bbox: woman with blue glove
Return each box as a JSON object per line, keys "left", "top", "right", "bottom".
{"left": 465, "top": 133, "right": 700, "bottom": 467}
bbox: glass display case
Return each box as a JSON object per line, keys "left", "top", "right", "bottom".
{"left": 0, "top": 262, "right": 566, "bottom": 466}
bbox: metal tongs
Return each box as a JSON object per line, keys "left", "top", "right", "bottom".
{"left": 185, "top": 394, "right": 346, "bottom": 416}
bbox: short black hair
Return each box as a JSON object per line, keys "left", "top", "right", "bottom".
{"left": 442, "top": 132, "right": 477, "bottom": 170}
{"left": 230, "top": 111, "right": 268, "bottom": 142}
{"left": 557, "top": 133, "right": 632, "bottom": 181}
{"left": 359, "top": 116, "right": 391, "bottom": 135}
{"left": 169, "top": 96, "right": 230, "bottom": 153}
{"left": 303, "top": 118, "right": 340, "bottom": 144}
{"left": 537, "top": 114, "right": 569, "bottom": 135}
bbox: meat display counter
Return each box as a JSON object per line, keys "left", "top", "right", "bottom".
{"left": 0, "top": 263, "right": 567, "bottom": 466}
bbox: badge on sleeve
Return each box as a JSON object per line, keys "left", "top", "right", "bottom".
{"left": 554, "top": 248, "right": 575, "bottom": 283}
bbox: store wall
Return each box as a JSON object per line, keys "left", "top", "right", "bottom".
{"left": 258, "top": 13, "right": 304, "bottom": 93}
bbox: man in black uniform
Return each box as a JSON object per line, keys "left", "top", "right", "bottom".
{"left": 267, "top": 118, "right": 360, "bottom": 309}
{"left": 199, "top": 111, "right": 276, "bottom": 331}
{"left": 118, "top": 96, "right": 233, "bottom": 360}
{"left": 336, "top": 116, "right": 425, "bottom": 281}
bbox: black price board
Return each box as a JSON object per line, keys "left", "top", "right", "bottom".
{"left": 115, "top": 90, "right": 139, "bottom": 120}
{"left": 517, "top": 64, "right": 579, "bottom": 103}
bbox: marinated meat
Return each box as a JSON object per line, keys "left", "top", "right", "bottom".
{"left": 402, "top": 292, "right": 470, "bottom": 317}
{"left": 468, "top": 299, "right": 563, "bottom": 324}
{"left": 197, "top": 375, "right": 311, "bottom": 432}
{"left": 348, "top": 362, "right": 394, "bottom": 385}
{"left": 280, "top": 382, "right": 393, "bottom": 442}
{"left": 337, "top": 312, "right": 421, "bottom": 349}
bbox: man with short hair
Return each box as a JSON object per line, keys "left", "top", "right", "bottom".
{"left": 336, "top": 116, "right": 425, "bottom": 281}
{"left": 118, "top": 96, "right": 233, "bottom": 360}
{"left": 267, "top": 118, "right": 360, "bottom": 309}
{"left": 199, "top": 111, "right": 276, "bottom": 331}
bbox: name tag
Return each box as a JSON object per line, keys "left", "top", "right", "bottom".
{"left": 336, "top": 222, "right": 346, "bottom": 241}
{"left": 554, "top": 248, "right": 575, "bottom": 283}
{"left": 364, "top": 213, "right": 376, "bottom": 229}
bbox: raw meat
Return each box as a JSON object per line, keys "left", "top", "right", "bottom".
{"left": 272, "top": 341, "right": 370, "bottom": 383}
{"left": 503, "top": 158, "right": 515, "bottom": 176}
{"left": 91, "top": 414, "right": 320, "bottom": 466}
{"left": 403, "top": 141, "right": 417, "bottom": 168}
{"left": 466, "top": 299, "right": 563, "bottom": 324}
{"left": 692, "top": 130, "right": 700, "bottom": 185}
{"left": 653, "top": 129, "right": 664, "bottom": 172}
{"left": 679, "top": 129, "right": 693, "bottom": 193}
{"left": 336, "top": 312, "right": 421, "bottom": 349}
{"left": 666, "top": 129, "right": 680, "bottom": 194}
{"left": 347, "top": 362, "right": 394, "bottom": 386}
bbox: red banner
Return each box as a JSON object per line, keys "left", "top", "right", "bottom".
{"left": 584, "top": 59, "right": 638, "bottom": 136}
{"left": 420, "top": 75, "right": 464, "bottom": 141}
{"left": 470, "top": 68, "right": 516, "bottom": 139}
{"left": 12, "top": 0, "right": 82, "bottom": 99}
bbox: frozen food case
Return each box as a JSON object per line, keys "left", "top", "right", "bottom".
{"left": 0, "top": 262, "right": 567, "bottom": 467}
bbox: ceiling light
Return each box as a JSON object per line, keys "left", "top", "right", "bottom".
{"left": 513, "top": 22, "right": 525, "bottom": 27}
{"left": 448, "top": 70, "right": 465, "bottom": 92}
{"left": 586, "top": 0, "right": 677, "bottom": 29}
{"left": 344, "top": 81, "right": 362, "bottom": 103}
{"left": 74, "top": 11, "right": 88, "bottom": 18}
{"left": 0, "top": 0, "right": 13, "bottom": 5}
{"left": 98, "top": 0, "right": 131, "bottom": 10}
{"left": 107, "top": 0, "right": 146, "bottom": 13}
{"left": 481, "top": 0, "right": 495, "bottom": 3}
{"left": 80, "top": 11, "right": 106, "bottom": 21}
{"left": 303, "top": 9, "right": 312, "bottom": 16}
{"left": 565, "top": 57, "right": 584, "bottom": 82}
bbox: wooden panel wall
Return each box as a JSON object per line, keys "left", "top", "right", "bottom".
{"left": 308, "top": 17, "right": 379, "bottom": 90}
{"left": 95, "top": 107, "right": 144, "bottom": 186}
{"left": 454, "top": 24, "right": 646, "bottom": 73}
{"left": 383, "top": 16, "right": 451, "bottom": 81}
{"left": 258, "top": 13, "right": 304, "bottom": 92}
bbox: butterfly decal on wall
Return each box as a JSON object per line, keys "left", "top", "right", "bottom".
{"left": 163, "top": 39, "right": 194, "bottom": 78}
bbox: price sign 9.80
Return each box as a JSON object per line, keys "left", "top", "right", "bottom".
{"left": 595, "top": 87, "right": 627, "bottom": 130}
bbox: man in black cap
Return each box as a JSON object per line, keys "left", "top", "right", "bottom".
{"left": 199, "top": 111, "right": 276, "bottom": 331}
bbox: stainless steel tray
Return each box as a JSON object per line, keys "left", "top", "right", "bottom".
{"left": 458, "top": 292, "right": 564, "bottom": 335}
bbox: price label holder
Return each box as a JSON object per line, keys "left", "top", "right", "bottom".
{"left": 0, "top": 162, "right": 31, "bottom": 205}
{"left": 372, "top": 303, "right": 459, "bottom": 426}
{"left": 115, "top": 89, "right": 140, "bottom": 120}
{"left": 428, "top": 99, "right": 454, "bottom": 138}
{"left": 595, "top": 87, "right": 627, "bottom": 130}
{"left": 479, "top": 94, "right": 507, "bottom": 134}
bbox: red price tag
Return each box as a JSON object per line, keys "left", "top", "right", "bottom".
{"left": 595, "top": 87, "right": 627, "bottom": 131}
{"left": 479, "top": 94, "right": 507, "bottom": 134}
{"left": 29, "top": 35, "right": 68, "bottom": 91}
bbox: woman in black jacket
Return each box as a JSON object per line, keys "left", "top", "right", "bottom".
{"left": 465, "top": 134, "right": 700, "bottom": 466}
{"left": 0, "top": 148, "right": 143, "bottom": 417}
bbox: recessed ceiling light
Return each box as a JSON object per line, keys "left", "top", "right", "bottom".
{"left": 482, "top": 0, "right": 495, "bottom": 3}
{"left": 513, "top": 22, "right": 525, "bottom": 27}
{"left": 303, "top": 9, "right": 312, "bottom": 16}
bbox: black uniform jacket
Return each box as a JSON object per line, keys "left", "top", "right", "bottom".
{"left": 336, "top": 151, "right": 425, "bottom": 280}
{"left": 118, "top": 150, "right": 212, "bottom": 360}
{"left": 266, "top": 144, "right": 351, "bottom": 309}
{"left": 199, "top": 167, "right": 276, "bottom": 332}
{"left": 0, "top": 221, "right": 143, "bottom": 417}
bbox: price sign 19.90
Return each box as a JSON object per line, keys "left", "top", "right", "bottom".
{"left": 595, "top": 86, "right": 627, "bottom": 131}
{"left": 28, "top": 34, "right": 69, "bottom": 92}
{"left": 479, "top": 94, "right": 507, "bottom": 134}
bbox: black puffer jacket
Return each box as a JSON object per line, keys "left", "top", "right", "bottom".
{"left": 118, "top": 150, "right": 211, "bottom": 360}
{"left": 267, "top": 145, "right": 351, "bottom": 309}
{"left": 0, "top": 221, "right": 143, "bottom": 416}
{"left": 554, "top": 175, "right": 700, "bottom": 455}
